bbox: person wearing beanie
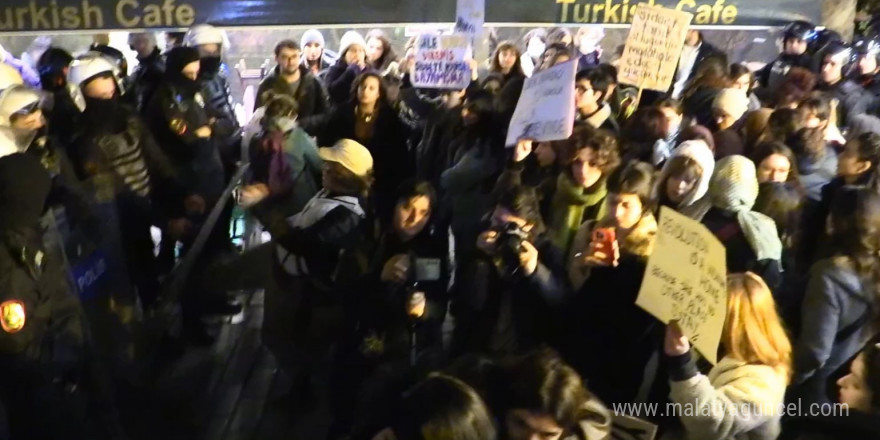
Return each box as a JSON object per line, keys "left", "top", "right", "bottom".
{"left": 324, "top": 30, "right": 369, "bottom": 106}
{"left": 238, "top": 138, "right": 373, "bottom": 408}
{"left": 654, "top": 139, "right": 715, "bottom": 221}
{"left": 702, "top": 155, "right": 783, "bottom": 290}
{"left": 711, "top": 87, "right": 750, "bottom": 159}
{"left": 301, "top": 28, "right": 333, "bottom": 76}
{"left": 255, "top": 39, "right": 329, "bottom": 119}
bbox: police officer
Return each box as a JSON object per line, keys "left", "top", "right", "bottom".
{"left": 184, "top": 24, "right": 242, "bottom": 174}
{"left": 816, "top": 41, "right": 869, "bottom": 129}
{"left": 127, "top": 32, "right": 166, "bottom": 114}
{"left": 36, "top": 47, "right": 80, "bottom": 147}
{"left": 757, "top": 20, "right": 817, "bottom": 91}
{"left": 852, "top": 35, "right": 880, "bottom": 97}
{"left": 66, "top": 52, "right": 192, "bottom": 311}
{"left": 0, "top": 147, "right": 125, "bottom": 439}
{"left": 145, "top": 47, "right": 241, "bottom": 342}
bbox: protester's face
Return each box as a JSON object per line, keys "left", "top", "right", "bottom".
{"left": 10, "top": 109, "right": 44, "bottom": 131}
{"left": 575, "top": 79, "right": 599, "bottom": 111}
{"left": 358, "top": 76, "right": 381, "bottom": 106}
{"left": 197, "top": 44, "right": 221, "bottom": 58}
{"left": 498, "top": 49, "right": 518, "bottom": 71}
{"left": 345, "top": 44, "right": 366, "bottom": 66}
{"left": 784, "top": 38, "right": 808, "bottom": 56}
{"left": 461, "top": 106, "right": 480, "bottom": 126}
{"left": 83, "top": 76, "right": 117, "bottom": 99}
{"left": 393, "top": 195, "right": 431, "bottom": 240}
{"left": 838, "top": 139, "right": 872, "bottom": 178}
{"left": 571, "top": 147, "right": 603, "bottom": 188}
{"left": 859, "top": 54, "right": 878, "bottom": 76}
{"left": 304, "top": 42, "right": 323, "bottom": 62}
{"left": 666, "top": 171, "right": 699, "bottom": 204}
{"left": 505, "top": 409, "right": 564, "bottom": 440}
{"left": 366, "top": 38, "right": 384, "bottom": 63}
{"left": 534, "top": 142, "right": 557, "bottom": 168}
{"left": 484, "top": 80, "right": 502, "bottom": 95}
{"left": 490, "top": 207, "right": 533, "bottom": 233}
{"left": 821, "top": 54, "right": 845, "bottom": 84}
{"left": 713, "top": 108, "right": 736, "bottom": 130}
{"left": 277, "top": 48, "right": 301, "bottom": 75}
{"left": 659, "top": 106, "right": 682, "bottom": 134}
{"left": 838, "top": 354, "right": 873, "bottom": 411}
{"left": 129, "top": 35, "right": 154, "bottom": 58}
{"left": 181, "top": 61, "right": 200, "bottom": 81}
{"left": 684, "top": 30, "right": 700, "bottom": 47}
{"left": 732, "top": 73, "right": 752, "bottom": 92}
{"left": 608, "top": 192, "right": 644, "bottom": 230}
{"left": 757, "top": 154, "right": 792, "bottom": 183}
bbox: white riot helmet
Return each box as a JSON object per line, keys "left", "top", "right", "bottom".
{"left": 184, "top": 24, "right": 228, "bottom": 49}
{"left": 0, "top": 63, "right": 23, "bottom": 93}
{"left": 66, "top": 51, "right": 123, "bottom": 111}
{"left": 0, "top": 85, "right": 46, "bottom": 151}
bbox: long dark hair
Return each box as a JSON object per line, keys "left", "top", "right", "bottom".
{"left": 829, "top": 187, "right": 880, "bottom": 325}
{"left": 682, "top": 55, "right": 729, "bottom": 100}
{"left": 490, "top": 41, "right": 524, "bottom": 77}
{"left": 751, "top": 141, "right": 805, "bottom": 195}
{"left": 383, "top": 179, "right": 437, "bottom": 229}
{"left": 394, "top": 374, "right": 497, "bottom": 440}
{"left": 350, "top": 71, "right": 390, "bottom": 108}
{"left": 365, "top": 29, "right": 398, "bottom": 71}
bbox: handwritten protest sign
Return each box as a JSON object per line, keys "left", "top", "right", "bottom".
{"left": 636, "top": 207, "right": 727, "bottom": 364}
{"left": 617, "top": 4, "right": 693, "bottom": 92}
{"left": 504, "top": 59, "right": 578, "bottom": 146}
{"left": 412, "top": 34, "right": 472, "bottom": 90}
{"left": 455, "top": 0, "right": 484, "bottom": 39}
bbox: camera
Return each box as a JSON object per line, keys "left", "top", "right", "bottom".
{"left": 493, "top": 222, "right": 530, "bottom": 277}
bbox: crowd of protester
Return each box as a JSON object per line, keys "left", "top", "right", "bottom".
{"left": 2, "top": 18, "right": 880, "bottom": 440}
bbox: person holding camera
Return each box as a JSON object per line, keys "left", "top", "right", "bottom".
{"left": 450, "top": 185, "right": 569, "bottom": 358}
{"left": 562, "top": 161, "right": 666, "bottom": 409}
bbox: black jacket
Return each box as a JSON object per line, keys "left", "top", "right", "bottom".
{"left": 450, "top": 233, "right": 569, "bottom": 357}
{"left": 128, "top": 48, "right": 165, "bottom": 113}
{"left": 815, "top": 79, "right": 869, "bottom": 128}
{"left": 702, "top": 207, "right": 783, "bottom": 290}
{"left": 300, "top": 101, "right": 414, "bottom": 211}
{"left": 324, "top": 60, "right": 370, "bottom": 106}
{"left": 255, "top": 65, "right": 329, "bottom": 119}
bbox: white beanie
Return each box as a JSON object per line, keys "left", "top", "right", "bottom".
{"left": 712, "top": 88, "right": 750, "bottom": 122}
{"left": 301, "top": 29, "right": 325, "bottom": 48}
{"left": 338, "top": 31, "right": 367, "bottom": 59}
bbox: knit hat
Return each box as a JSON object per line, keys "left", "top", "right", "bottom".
{"left": 301, "top": 29, "right": 325, "bottom": 48}
{"left": 319, "top": 139, "right": 373, "bottom": 178}
{"left": 656, "top": 140, "right": 716, "bottom": 208}
{"left": 165, "top": 47, "right": 201, "bottom": 76}
{"left": 708, "top": 155, "right": 783, "bottom": 261}
{"left": 712, "top": 88, "right": 750, "bottom": 121}
{"left": 338, "top": 31, "right": 367, "bottom": 59}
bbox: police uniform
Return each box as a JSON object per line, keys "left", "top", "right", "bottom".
{"left": 0, "top": 152, "right": 120, "bottom": 440}
{"left": 127, "top": 47, "right": 166, "bottom": 114}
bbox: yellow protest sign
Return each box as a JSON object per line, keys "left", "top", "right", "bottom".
{"left": 617, "top": 4, "right": 693, "bottom": 92}
{"left": 636, "top": 207, "right": 727, "bottom": 364}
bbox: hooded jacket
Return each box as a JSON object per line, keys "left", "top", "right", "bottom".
{"left": 654, "top": 140, "right": 715, "bottom": 221}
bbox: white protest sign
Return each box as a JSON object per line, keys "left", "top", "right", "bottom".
{"left": 455, "top": 0, "right": 484, "bottom": 39}
{"left": 635, "top": 207, "right": 728, "bottom": 364}
{"left": 617, "top": 4, "right": 693, "bottom": 92}
{"left": 504, "top": 59, "right": 578, "bottom": 146}
{"left": 412, "top": 34, "right": 472, "bottom": 90}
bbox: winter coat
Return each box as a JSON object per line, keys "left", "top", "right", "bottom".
{"left": 450, "top": 233, "right": 570, "bottom": 357}
{"left": 300, "top": 101, "right": 414, "bottom": 213}
{"left": 579, "top": 104, "right": 620, "bottom": 136}
{"left": 255, "top": 65, "right": 329, "bottom": 119}
{"left": 398, "top": 79, "right": 463, "bottom": 187}
{"left": 248, "top": 125, "right": 323, "bottom": 217}
{"left": 127, "top": 48, "right": 165, "bottom": 113}
{"left": 790, "top": 258, "right": 875, "bottom": 405}
{"left": 324, "top": 60, "right": 369, "bottom": 106}
{"left": 562, "top": 215, "right": 666, "bottom": 407}
{"left": 664, "top": 353, "right": 788, "bottom": 440}
{"left": 796, "top": 146, "right": 837, "bottom": 203}
{"left": 702, "top": 207, "right": 783, "bottom": 291}
{"left": 815, "top": 79, "right": 870, "bottom": 128}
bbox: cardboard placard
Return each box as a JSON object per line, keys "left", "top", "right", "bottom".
{"left": 455, "top": 0, "right": 484, "bottom": 38}
{"left": 617, "top": 4, "right": 694, "bottom": 92}
{"left": 636, "top": 207, "right": 728, "bottom": 364}
{"left": 412, "top": 34, "right": 472, "bottom": 90}
{"left": 504, "top": 59, "right": 578, "bottom": 146}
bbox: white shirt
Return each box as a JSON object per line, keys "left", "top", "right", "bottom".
{"left": 672, "top": 42, "right": 701, "bottom": 99}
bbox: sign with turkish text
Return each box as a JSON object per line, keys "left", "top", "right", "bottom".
{"left": 412, "top": 33, "right": 472, "bottom": 90}
{"left": 505, "top": 59, "right": 577, "bottom": 146}
{"left": 617, "top": 4, "right": 693, "bottom": 91}
{"left": 636, "top": 207, "right": 728, "bottom": 364}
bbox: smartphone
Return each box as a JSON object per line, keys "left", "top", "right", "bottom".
{"left": 590, "top": 227, "right": 616, "bottom": 265}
